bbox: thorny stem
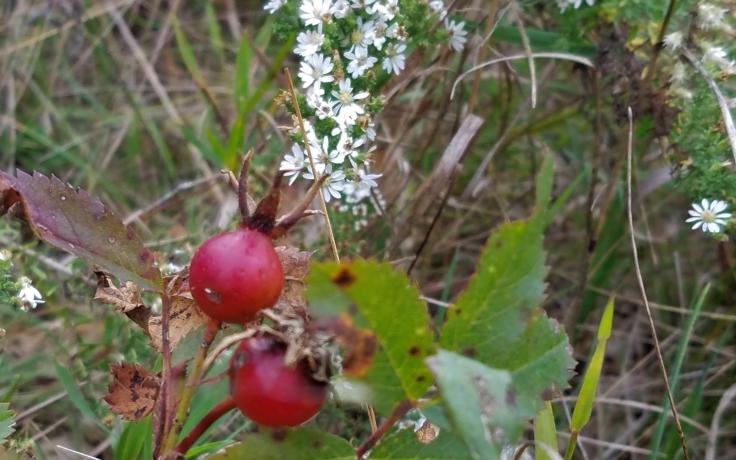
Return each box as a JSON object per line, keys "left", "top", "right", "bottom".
{"left": 155, "top": 291, "right": 174, "bottom": 457}
{"left": 161, "top": 318, "right": 221, "bottom": 454}
{"left": 174, "top": 396, "right": 236, "bottom": 457}
{"left": 355, "top": 400, "right": 413, "bottom": 458}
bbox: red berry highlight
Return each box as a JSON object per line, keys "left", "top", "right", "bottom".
{"left": 229, "top": 336, "right": 327, "bottom": 427}
{"left": 189, "top": 227, "right": 284, "bottom": 323}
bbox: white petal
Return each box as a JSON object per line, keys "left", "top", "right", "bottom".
{"left": 685, "top": 216, "right": 700, "bottom": 223}
{"left": 701, "top": 198, "right": 710, "bottom": 210}
{"left": 715, "top": 212, "right": 731, "bottom": 219}
{"left": 712, "top": 200, "right": 728, "bottom": 213}
{"left": 707, "top": 222, "right": 721, "bottom": 232}
{"left": 692, "top": 203, "right": 704, "bottom": 213}
{"left": 688, "top": 209, "right": 701, "bottom": 217}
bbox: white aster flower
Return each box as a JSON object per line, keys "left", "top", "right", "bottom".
{"left": 17, "top": 276, "right": 44, "bottom": 310}
{"left": 322, "top": 170, "right": 346, "bottom": 202}
{"left": 686, "top": 199, "right": 731, "bottom": 233}
{"left": 557, "top": 0, "right": 595, "bottom": 12}
{"left": 370, "top": 19, "right": 389, "bottom": 50}
{"left": 445, "top": 19, "right": 468, "bottom": 52}
{"left": 299, "top": 53, "right": 335, "bottom": 89}
{"left": 332, "top": 78, "right": 369, "bottom": 122}
{"left": 312, "top": 95, "right": 338, "bottom": 120}
{"left": 382, "top": 42, "right": 406, "bottom": 74}
{"left": 264, "top": 0, "right": 286, "bottom": 14}
{"left": 345, "top": 46, "right": 378, "bottom": 78}
{"left": 295, "top": 30, "right": 325, "bottom": 57}
{"left": 351, "top": 17, "right": 376, "bottom": 50}
{"left": 385, "top": 22, "right": 400, "bottom": 40}
{"left": 698, "top": 3, "right": 728, "bottom": 30}
{"left": 351, "top": 0, "right": 378, "bottom": 11}
{"left": 0, "top": 249, "right": 9, "bottom": 261}
{"left": 333, "top": 0, "right": 350, "bottom": 18}
{"left": 280, "top": 144, "right": 308, "bottom": 185}
{"left": 663, "top": 31, "right": 683, "bottom": 51}
{"left": 429, "top": 0, "right": 447, "bottom": 20}
{"left": 300, "top": 0, "right": 335, "bottom": 27}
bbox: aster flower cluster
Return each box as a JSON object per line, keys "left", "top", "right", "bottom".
{"left": 266, "top": 0, "right": 467, "bottom": 213}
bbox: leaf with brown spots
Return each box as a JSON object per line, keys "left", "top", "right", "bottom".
{"left": 104, "top": 362, "right": 159, "bottom": 421}
{"left": 272, "top": 246, "right": 312, "bottom": 319}
{"left": 94, "top": 271, "right": 145, "bottom": 313}
{"left": 307, "top": 260, "right": 435, "bottom": 413}
{"left": 0, "top": 169, "right": 161, "bottom": 290}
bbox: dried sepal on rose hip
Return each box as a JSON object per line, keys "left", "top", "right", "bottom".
{"left": 189, "top": 152, "right": 328, "bottom": 324}
{"left": 228, "top": 333, "right": 329, "bottom": 427}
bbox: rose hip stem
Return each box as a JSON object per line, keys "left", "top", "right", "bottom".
{"left": 174, "top": 396, "right": 236, "bottom": 456}
{"left": 161, "top": 318, "right": 221, "bottom": 453}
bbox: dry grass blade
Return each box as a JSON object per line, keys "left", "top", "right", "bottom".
{"left": 681, "top": 48, "right": 736, "bottom": 165}
{"left": 626, "top": 107, "right": 690, "bottom": 460}
{"left": 450, "top": 52, "right": 594, "bottom": 101}
{"left": 705, "top": 382, "right": 736, "bottom": 460}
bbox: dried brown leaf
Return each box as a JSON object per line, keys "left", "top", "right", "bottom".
{"left": 104, "top": 362, "right": 159, "bottom": 421}
{"left": 94, "top": 271, "right": 145, "bottom": 313}
{"left": 273, "top": 246, "right": 312, "bottom": 319}
{"left": 147, "top": 273, "right": 209, "bottom": 352}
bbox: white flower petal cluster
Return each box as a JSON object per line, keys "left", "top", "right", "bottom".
{"left": 267, "top": 0, "right": 467, "bottom": 209}
{"left": 557, "top": 0, "right": 595, "bottom": 13}
{"left": 17, "top": 276, "right": 44, "bottom": 311}
{"left": 686, "top": 199, "right": 731, "bottom": 233}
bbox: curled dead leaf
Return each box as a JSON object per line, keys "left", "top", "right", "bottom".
{"left": 94, "top": 271, "right": 145, "bottom": 313}
{"left": 415, "top": 419, "right": 440, "bottom": 444}
{"left": 148, "top": 271, "right": 209, "bottom": 352}
{"left": 104, "top": 362, "right": 159, "bottom": 421}
{"left": 273, "top": 246, "right": 312, "bottom": 319}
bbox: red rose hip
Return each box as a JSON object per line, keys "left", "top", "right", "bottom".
{"left": 189, "top": 227, "right": 284, "bottom": 323}
{"left": 229, "top": 336, "right": 327, "bottom": 427}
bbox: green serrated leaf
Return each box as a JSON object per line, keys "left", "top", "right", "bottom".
{"left": 426, "top": 350, "right": 514, "bottom": 460}
{"left": 0, "top": 403, "right": 15, "bottom": 442}
{"left": 369, "top": 428, "right": 472, "bottom": 459}
{"left": 489, "top": 315, "right": 574, "bottom": 419}
{"left": 440, "top": 217, "right": 546, "bottom": 363}
{"left": 207, "top": 428, "right": 354, "bottom": 459}
{"left": 307, "top": 260, "right": 435, "bottom": 410}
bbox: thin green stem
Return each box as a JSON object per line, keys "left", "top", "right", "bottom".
{"left": 564, "top": 430, "right": 579, "bottom": 460}
{"left": 161, "top": 318, "right": 221, "bottom": 454}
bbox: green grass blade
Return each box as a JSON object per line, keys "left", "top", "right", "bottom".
{"left": 534, "top": 401, "right": 559, "bottom": 460}
{"left": 114, "top": 417, "right": 151, "bottom": 460}
{"left": 570, "top": 297, "right": 614, "bottom": 431}
{"left": 648, "top": 284, "right": 710, "bottom": 460}
{"left": 173, "top": 15, "right": 203, "bottom": 82}
{"left": 205, "top": 3, "right": 225, "bottom": 64}
{"left": 54, "top": 363, "right": 111, "bottom": 435}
